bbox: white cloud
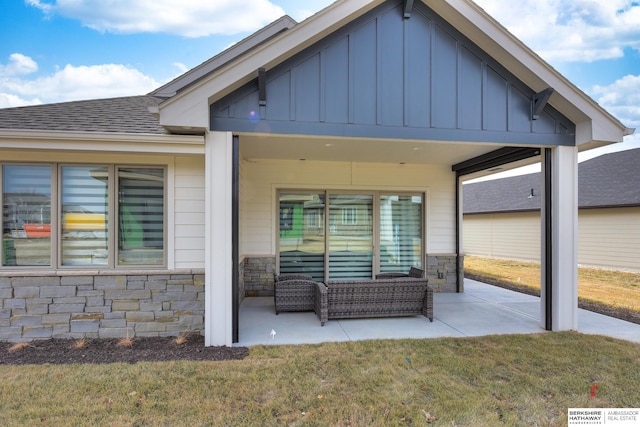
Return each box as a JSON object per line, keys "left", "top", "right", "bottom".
{"left": 0, "top": 93, "right": 42, "bottom": 108}
{"left": 474, "top": 0, "right": 640, "bottom": 63}
{"left": 286, "top": 0, "right": 335, "bottom": 22}
{"left": 28, "top": 0, "right": 286, "bottom": 37}
{"left": 0, "top": 54, "right": 160, "bottom": 107}
{"left": 0, "top": 53, "right": 38, "bottom": 76}
{"left": 172, "top": 62, "right": 188, "bottom": 74}
{"left": 591, "top": 74, "right": 640, "bottom": 127}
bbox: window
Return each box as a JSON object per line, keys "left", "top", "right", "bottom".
{"left": 341, "top": 207, "right": 358, "bottom": 225}
{"left": 1, "top": 164, "right": 165, "bottom": 268}
{"left": 278, "top": 191, "right": 423, "bottom": 281}
{"left": 379, "top": 194, "right": 423, "bottom": 275}
{"left": 61, "top": 166, "right": 108, "bottom": 266}
{"left": 117, "top": 168, "right": 164, "bottom": 266}
{"left": 2, "top": 165, "right": 52, "bottom": 266}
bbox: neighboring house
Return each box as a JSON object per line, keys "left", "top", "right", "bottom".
{"left": 463, "top": 148, "right": 640, "bottom": 272}
{"left": 0, "top": 0, "right": 632, "bottom": 345}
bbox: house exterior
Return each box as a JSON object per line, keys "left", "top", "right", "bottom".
{"left": 463, "top": 149, "right": 640, "bottom": 272}
{"left": 0, "top": 0, "right": 632, "bottom": 346}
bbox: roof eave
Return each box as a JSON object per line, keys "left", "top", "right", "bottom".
{"left": 150, "top": 15, "right": 298, "bottom": 98}
{"left": 157, "top": 0, "right": 631, "bottom": 146}
{"left": 0, "top": 128, "right": 205, "bottom": 154}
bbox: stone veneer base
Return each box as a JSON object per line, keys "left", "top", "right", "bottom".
{"left": 0, "top": 270, "right": 204, "bottom": 342}
{"left": 242, "top": 254, "right": 464, "bottom": 296}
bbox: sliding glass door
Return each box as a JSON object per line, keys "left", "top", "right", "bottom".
{"left": 328, "top": 194, "right": 373, "bottom": 280}
{"left": 278, "top": 191, "right": 423, "bottom": 280}
{"left": 278, "top": 193, "right": 325, "bottom": 281}
{"left": 379, "top": 194, "right": 423, "bottom": 274}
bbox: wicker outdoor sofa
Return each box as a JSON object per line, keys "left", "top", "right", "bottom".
{"left": 273, "top": 274, "right": 315, "bottom": 314}
{"left": 314, "top": 277, "right": 433, "bottom": 326}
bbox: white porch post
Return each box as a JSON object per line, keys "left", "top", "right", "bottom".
{"left": 204, "top": 131, "right": 233, "bottom": 346}
{"left": 541, "top": 145, "right": 579, "bottom": 331}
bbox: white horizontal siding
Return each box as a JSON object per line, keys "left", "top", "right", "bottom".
{"left": 173, "top": 156, "right": 205, "bottom": 269}
{"left": 463, "top": 212, "right": 541, "bottom": 262}
{"left": 578, "top": 208, "right": 640, "bottom": 271}
{"left": 241, "top": 159, "right": 456, "bottom": 257}
{"left": 463, "top": 207, "right": 640, "bottom": 272}
{"left": 463, "top": 215, "right": 493, "bottom": 256}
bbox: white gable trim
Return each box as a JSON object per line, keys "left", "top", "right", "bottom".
{"left": 157, "top": 0, "right": 384, "bottom": 131}
{"left": 158, "top": 0, "right": 631, "bottom": 146}
{"left": 431, "top": 0, "right": 631, "bottom": 145}
{"left": 152, "top": 16, "right": 297, "bottom": 98}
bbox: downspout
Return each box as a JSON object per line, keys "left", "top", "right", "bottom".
{"left": 455, "top": 172, "right": 461, "bottom": 293}
{"left": 544, "top": 148, "right": 553, "bottom": 331}
{"left": 232, "top": 135, "right": 239, "bottom": 343}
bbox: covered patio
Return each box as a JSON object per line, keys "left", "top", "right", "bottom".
{"left": 152, "top": 0, "right": 632, "bottom": 346}
{"left": 236, "top": 279, "right": 640, "bottom": 346}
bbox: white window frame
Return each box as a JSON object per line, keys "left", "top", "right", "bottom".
{"left": 1, "top": 162, "right": 167, "bottom": 269}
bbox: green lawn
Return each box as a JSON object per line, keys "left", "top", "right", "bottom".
{"left": 2, "top": 333, "right": 639, "bottom": 426}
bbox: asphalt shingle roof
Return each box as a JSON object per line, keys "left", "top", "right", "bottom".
{"left": 0, "top": 95, "right": 168, "bottom": 135}
{"left": 463, "top": 148, "right": 640, "bottom": 213}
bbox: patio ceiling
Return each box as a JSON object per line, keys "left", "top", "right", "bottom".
{"left": 238, "top": 133, "right": 539, "bottom": 174}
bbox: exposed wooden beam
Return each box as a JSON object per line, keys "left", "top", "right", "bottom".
{"left": 532, "top": 87, "right": 554, "bottom": 120}
{"left": 258, "top": 67, "right": 267, "bottom": 106}
{"left": 404, "top": 0, "right": 414, "bottom": 18}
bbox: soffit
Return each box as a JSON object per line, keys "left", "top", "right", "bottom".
{"left": 239, "top": 133, "right": 522, "bottom": 167}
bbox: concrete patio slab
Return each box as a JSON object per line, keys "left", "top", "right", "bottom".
{"left": 235, "top": 279, "right": 640, "bottom": 347}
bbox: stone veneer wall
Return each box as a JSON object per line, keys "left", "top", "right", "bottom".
{"left": 243, "top": 257, "right": 276, "bottom": 296}
{"left": 241, "top": 255, "right": 464, "bottom": 295}
{"left": 425, "top": 254, "right": 464, "bottom": 293}
{"left": 0, "top": 270, "right": 205, "bottom": 342}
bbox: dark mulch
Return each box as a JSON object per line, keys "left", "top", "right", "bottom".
{"left": 1, "top": 335, "right": 249, "bottom": 366}
{"left": 465, "top": 273, "right": 640, "bottom": 325}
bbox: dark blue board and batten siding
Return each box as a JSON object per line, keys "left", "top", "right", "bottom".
{"left": 210, "top": 1, "right": 575, "bottom": 146}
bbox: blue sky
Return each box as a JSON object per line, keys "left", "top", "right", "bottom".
{"left": 1, "top": 0, "right": 639, "bottom": 162}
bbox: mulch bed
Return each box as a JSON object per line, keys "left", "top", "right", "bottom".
{"left": 1, "top": 335, "right": 249, "bottom": 366}
{"left": 465, "top": 273, "right": 640, "bottom": 325}
{"left": 4, "top": 278, "right": 637, "bottom": 366}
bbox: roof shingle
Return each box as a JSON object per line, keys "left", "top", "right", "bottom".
{"left": 463, "top": 148, "right": 640, "bottom": 213}
{"left": 0, "top": 95, "right": 168, "bottom": 135}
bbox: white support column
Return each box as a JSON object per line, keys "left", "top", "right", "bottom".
{"left": 204, "top": 131, "right": 233, "bottom": 346}
{"left": 541, "top": 146, "right": 579, "bottom": 331}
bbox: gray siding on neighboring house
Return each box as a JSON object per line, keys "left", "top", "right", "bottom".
{"left": 211, "top": 1, "right": 575, "bottom": 146}
{"left": 462, "top": 148, "right": 640, "bottom": 271}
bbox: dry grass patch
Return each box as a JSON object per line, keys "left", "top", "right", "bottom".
{"left": 465, "top": 256, "right": 640, "bottom": 314}
{"left": 578, "top": 268, "right": 640, "bottom": 311}
{"left": 175, "top": 334, "right": 190, "bottom": 345}
{"left": 465, "top": 256, "right": 541, "bottom": 292}
{"left": 73, "top": 338, "right": 88, "bottom": 349}
{"left": 0, "top": 333, "right": 638, "bottom": 426}
{"left": 7, "top": 342, "right": 30, "bottom": 353}
{"left": 116, "top": 337, "right": 134, "bottom": 348}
